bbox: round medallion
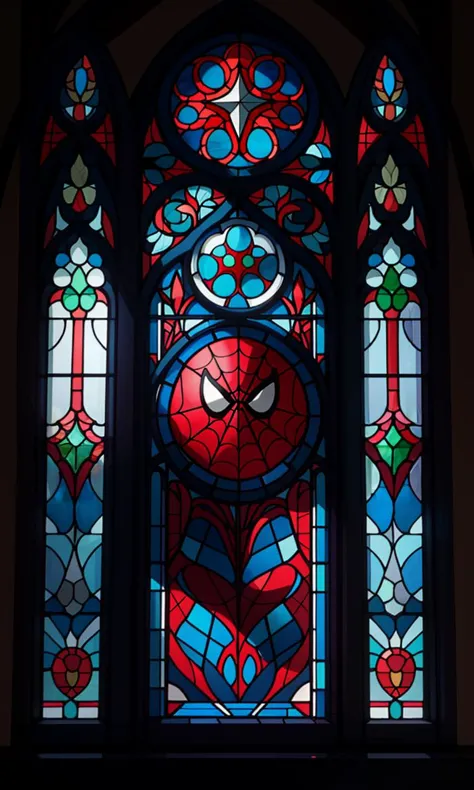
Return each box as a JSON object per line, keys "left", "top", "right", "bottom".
{"left": 155, "top": 326, "right": 320, "bottom": 501}
{"left": 172, "top": 41, "right": 309, "bottom": 172}
{"left": 190, "top": 221, "right": 285, "bottom": 310}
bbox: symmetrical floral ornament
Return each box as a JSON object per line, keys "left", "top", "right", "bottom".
{"left": 61, "top": 56, "right": 99, "bottom": 121}
{"left": 367, "top": 238, "right": 417, "bottom": 313}
{"left": 374, "top": 155, "right": 406, "bottom": 212}
{"left": 54, "top": 239, "right": 106, "bottom": 315}
{"left": 371, "top": 56, "right": 408, "bottom": 122}
{"left": 357, "top": 154, "right": 426, "bottom": 250}
{"left": 62, "top": 156, "right": 97, "bottom": 213}
{"left": 44, "top": 152, "right": 115, "bottom": 249}
{"left": 190, "top": 221, "right": 285, "bottom": 310}
{"left": 172, "top": 41, "right": 308, "bottom": 173}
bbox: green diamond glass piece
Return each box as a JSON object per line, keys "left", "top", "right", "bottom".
{"left": 68, "top": 423, "right": 86, "bottom": 447}
{"left": 383, "top": 267, "right": 400, "bottom": 293}
{"left": 58, "top": 422, "right": 94, "bottom": 473}
{"left": 376, "top": 425, "right": 412, "bottom": 473}
{"left": 386, "top": 425, "right": 402, "bottom": 447}
{"left": 72, "top": 268, "right": 88, "bottom": 294}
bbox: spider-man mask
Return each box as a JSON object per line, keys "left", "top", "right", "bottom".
{"left": 168, "top": 336, "right": 309, "bottom": 479}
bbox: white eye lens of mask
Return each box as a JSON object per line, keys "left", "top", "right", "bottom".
{"left": 202, "top": 372, "right": 231, "bottom": 414}
{"left": 248, "top": 381, "right": 276, "bottom": 414}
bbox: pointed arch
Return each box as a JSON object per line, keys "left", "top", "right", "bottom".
{"left": 14, "top": 35, "right": 132, "bottom": 736}
{"left": 132, "top": 2, "right": 343, "bottom": 734}
{"left": 350, "top": 41, "right": 455, "bottom": 738}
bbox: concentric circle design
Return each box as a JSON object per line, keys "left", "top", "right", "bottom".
{"left": 171, "top": 41, "right": 309, "bottom": 172}
{"left": 154, "top": 326, "right": 320, "bottom": 502}
{"left": 191, "top": 221, "right": 285, "bottom": 310}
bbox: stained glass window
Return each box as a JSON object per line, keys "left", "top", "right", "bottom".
{"left": 26, "top": 15, "right": 449, "bottom": 743}
{"left": 39, "top": 54, "right": 116, "bottom": 720}
{"left": 144, "top": 36, "right": 332, "bottom": 720}
{"left": 359, "top": 56, "right": 429, "bottom": 721}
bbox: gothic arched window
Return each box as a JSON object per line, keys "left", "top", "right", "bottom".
{"left": 35, "top": 51, "right": 120, "bottom": 722}
{"left": 358, "top": 55, "right": 429, "bottom": 723}
{"left": 16, "top": 2, "right": 454, "bottom": 750}
{"left": 140, "top": 32, "right": 335, "bottom": 722}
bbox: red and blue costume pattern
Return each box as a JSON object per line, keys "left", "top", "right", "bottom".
{"left": 168, "top": 480, "right": 311, "bottom": 716}
{"left": 145, "top": 27, "right": 331, "bottom": 719}
{"left": 164, "top": 336, "right": 313, "bottom": 716}
{"left": 168, "top": 338, "right": 308, "bottom": 479}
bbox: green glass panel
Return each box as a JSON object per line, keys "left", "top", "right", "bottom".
{"left": 80, "top": 287, "right": 97, "bottom": 311}
{"left": 376, "top": 440, "right": 393, "bottom": 467}
{"left": 376, "top": 288, "right": 391, "bottom": 312}
{"left": 68, "top": 423, "right": 86, "bottom": 447}
{"left": 58, "top": 423, "right": 95, "bottom": 472}
{"left": 393, "top": 288, "right": 408, "bottom": 311}
{"left": 392, "top": 443, "right": 411, "bottom": 472}
{"left": 383, "top": 267, "right": 399, "bottom": 293}
{"left": 72, "top": 268, "right": 88, "bottom": 294}
{"left": 63, "top": 289, "right": 79, "bottom": 312}
{"left": 385, "top": 425, "right": 401, "bottom": 447}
